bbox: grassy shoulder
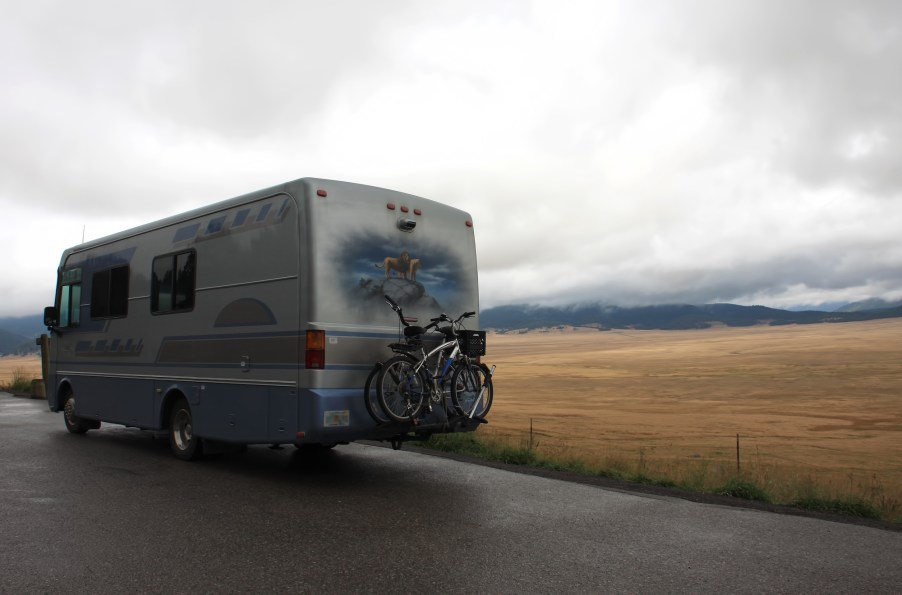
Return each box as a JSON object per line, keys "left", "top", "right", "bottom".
{"left": 421, "top": 432, "right": 892, "bottom": 524}
{"left": 0, "top": 368, "right": 38, "bottom": 394}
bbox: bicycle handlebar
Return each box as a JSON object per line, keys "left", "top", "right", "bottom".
{"left": 384, "top": 294, "right": 402, "bottom": 313}
{"left": 384, "top": 295, "right": 476, "bottom": 336}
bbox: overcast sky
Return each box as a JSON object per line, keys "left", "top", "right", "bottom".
{"left": 3, "top": 0, "right": 901, "bottom": 317}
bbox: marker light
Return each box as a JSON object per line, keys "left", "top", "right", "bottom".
{"left": 305, "top": 330, "right": 326, "bottom": 369}
{"left": 317, "top": 189, "right": 327, "bottom": 197}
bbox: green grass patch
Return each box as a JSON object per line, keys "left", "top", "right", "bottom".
{"left": 714, "top": 478, "right": 772, "bottom": 502}
{"left": 791, "top": 496, "right": 881, "bottom": 519}
{"left": 420, "top": 431, "right": 897, "bottom": 523}
{"left": 423, "top": 434, "right": 672, "bottom": 485}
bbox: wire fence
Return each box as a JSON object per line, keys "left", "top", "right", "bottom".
{"left": 475, "top": 418, "right": 902, "bottom": 516}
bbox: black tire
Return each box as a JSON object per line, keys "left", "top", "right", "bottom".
{"left": 62, "top": 390, "right": 92, "bottom": 434}
{"left": 376, "top": 356, "right": 428, "bottom": 422}
{"left": 364, "top": 364, "right": 391, "bottom": 424}
{"left": 169, "top": 399, "right": 204, "bottom": 461}
{"left": 451, "top": 362, "right": 493, "bottom": 418}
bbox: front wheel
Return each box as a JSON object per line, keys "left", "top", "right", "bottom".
{"left": 62, "top": 390, "right": 94, "bottom": 434}
{"left": 377, "top": 356, "right": 428, "bottom": 422}
{"left": 169, "top": 399, "right": 204, "bottom": 461}
{"left": 451, "top": 363, "right": 493, "bottom": 418}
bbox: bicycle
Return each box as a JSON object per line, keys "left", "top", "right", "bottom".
{"left": 371, "top": 295, "right": 494, "bottom": 424}
{"left": 362, "top": 298, "right": 424, "bottom": 424}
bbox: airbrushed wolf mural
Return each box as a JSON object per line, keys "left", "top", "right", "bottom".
{"left": 340, "top": 231, "right": 474, "bottom": 318}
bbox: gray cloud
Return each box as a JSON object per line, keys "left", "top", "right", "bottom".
{"left": 664, "top": 0, "right": 902, "bottom": 195}
{"left": 2, "top": 0, "right": 902, "bottom": 316}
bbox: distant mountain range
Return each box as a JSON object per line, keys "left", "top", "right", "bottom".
{"left": 0, "top": 315, "right": 43, "bottom": 355}
{"left": 481, "top": 301, "right": 902, "bottom": 331}
{"left": 2, "top": 298, "right": 902, "bottom": 353}
{"left": 833, "top": 297, "right": 902, "bottom": 312}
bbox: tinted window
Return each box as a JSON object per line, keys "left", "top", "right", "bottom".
{"left": 152, "top": 251, "right": 196, "bottom": 314}
{"left": 59, "top": 268, "right": 82, "bottom": 327}
{"left": 90, "top": 265, "right": 129, "bottom": 319}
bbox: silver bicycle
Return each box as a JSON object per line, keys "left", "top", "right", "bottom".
{"left": 374, "top": 295, "right": 494, "bottom": 424}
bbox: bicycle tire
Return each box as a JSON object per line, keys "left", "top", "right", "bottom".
{"left": 450, "top": 362, "right": 493, "bottom": 418}
{"left": 377, "top": 355, "right": 429, "bottom": 422}
{"left": 363, "top": 364, "right": 391, "bottom": 424}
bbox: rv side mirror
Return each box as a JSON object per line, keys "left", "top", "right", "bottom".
{"left": 44, "top": 306, "right": 59, "bottom": 328}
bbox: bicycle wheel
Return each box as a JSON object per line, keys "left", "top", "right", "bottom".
{"left": 377, "top": 355, "right": 428, "bottom": 422}
{"left": 450, "top": 362, "right": 493, "bottom": 418}
{"left": 363, "top": 364, "right": 391, "bottom": 424}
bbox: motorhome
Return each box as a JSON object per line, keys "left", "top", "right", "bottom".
{"left": 43, "top": 178, "right": 482, "bottom": 459}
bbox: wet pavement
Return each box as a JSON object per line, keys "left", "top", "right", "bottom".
{"left": 1, "top": 392, "right": 900, "bottom": 593}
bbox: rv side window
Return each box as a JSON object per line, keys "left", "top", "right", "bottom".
{"left": 91, "top": 265, "right": 130, "bottom": 319}
{"left": 152, "top": 250, "right": 196, "bottom": 314}
{"left": 59, "top": 268, "right": 82, "bottom": 327}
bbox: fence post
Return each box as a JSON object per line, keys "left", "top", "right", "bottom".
{"left": 529, "top": 418, "right": 534, "bottom": 452}
{"left": 736, "top": 433, "right": 741, "bottom": 473}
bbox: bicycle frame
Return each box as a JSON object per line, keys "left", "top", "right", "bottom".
{"left": 409, "top": 334, "right": 469, "bottom": 402}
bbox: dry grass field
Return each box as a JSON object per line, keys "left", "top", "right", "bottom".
{"left": 0, "top": 354, "right": 42, "bottom": 388}
{"left": 5, "top": 321, "right": 900, "bottom": 516}
{"left": 486, "top": 318, "right": 902, "bottom": 516}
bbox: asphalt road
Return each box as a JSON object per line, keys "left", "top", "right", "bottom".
{"left": 1, "top": 392, "right": 900, "bottom": 594}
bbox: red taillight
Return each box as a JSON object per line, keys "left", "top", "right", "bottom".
{"left": 316, "top": 189, "right": 328, "bottom": 197}
{"left": 386, "top": 202, "right": 396, "bottom": 210}
{"left": 413, "top": 208, "right": 422, "bottom": 216}
{"left": 400, "top": 205, "right": 409, "bottom": 213}
{"left": 305, "top": 330, "right": 325, "bottom": 369}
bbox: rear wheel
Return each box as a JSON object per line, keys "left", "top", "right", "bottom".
{"left": 377, "top": 356, "right": 428, "bottom": 422}
{"left": 169, "top": 399, "right": 204, "bottom": 461}
{"left": 451, "top": 363, "right": 493, "bottom": 418}
{"left": 364, "top": 363, "right": 391, "bottom": 424}
{"left": 62, "top": 390, "right": 93, "bottom": 434}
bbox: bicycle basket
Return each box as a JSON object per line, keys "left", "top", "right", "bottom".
{"left": 459, "top": 330, "right": 486, "bottom": 357}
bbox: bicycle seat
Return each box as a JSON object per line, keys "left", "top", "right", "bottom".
{"left": 404, "top": 326, "right": 425, "bottom": 337}
{"left": 389, "top": 342, "right": 420, "bottom": 353}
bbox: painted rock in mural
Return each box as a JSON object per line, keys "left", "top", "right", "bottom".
{"left": 358, "top": 277, "right": 441, "bottom": 311}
